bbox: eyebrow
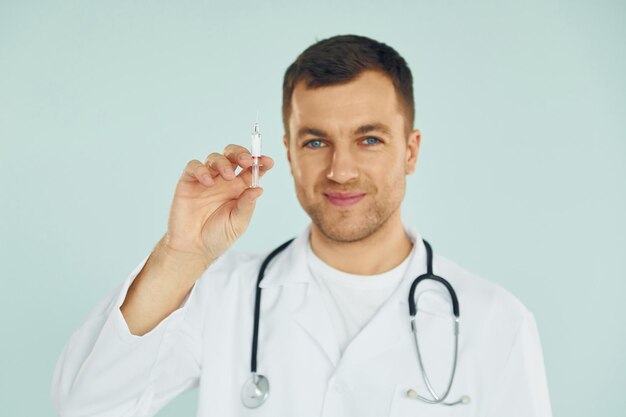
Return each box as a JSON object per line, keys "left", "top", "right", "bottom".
{"left": 296, "top": 122, "right": 393, "bottom": 140}
{"left": 354, "top": 123, "right": 392, "bottom": 136}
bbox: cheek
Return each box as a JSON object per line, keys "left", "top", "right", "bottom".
{"left": 290, "top": 162, "right": 317, "bottom": 202}
{"left": 288, "top": 153, "right": 304, "bottom": 181}
{"left": 291, "top": 161, "right": 311, "bottom": 184}
{"left": 291, "top": 154, "right": 325, "bottom": 185}
{"left": 376, "top": 154, "right": 407, "bottom": 193}
{"left": 371, "top": 152, "right": 403, "bottom": 179}
{"left": 291, "top": 164, "right": 303, "bottom": 181}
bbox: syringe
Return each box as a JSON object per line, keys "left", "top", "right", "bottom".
{"left": 250, "top": 119, "right": 261, "bottom": 188}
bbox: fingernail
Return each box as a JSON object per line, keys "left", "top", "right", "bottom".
{"left": 240, "top": 154, "right": 251, "bottom": 161}
{"left": 223, "top": 167, "right": 234, "bottom": 176}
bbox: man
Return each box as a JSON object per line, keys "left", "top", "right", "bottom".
{"left": 51, "top": 35, "right": 552, "bottom": 416}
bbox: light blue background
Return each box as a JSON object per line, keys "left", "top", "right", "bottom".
{"left": 1, "top": 1, "right": 624, "bottom": 416}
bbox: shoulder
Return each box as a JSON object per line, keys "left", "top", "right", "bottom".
{"left": 181, "top": 248, "right": 268, "bottom": 325}
{"left": 190, "top": 234, "right": 303, "bottom": 299}
{"left": 433, "top": 253, "right": 532, "bottom": 326}
{"left": 432, "top": 253, "right": 542, "bottom": 372}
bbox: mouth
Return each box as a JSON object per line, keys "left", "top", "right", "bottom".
{"left": 323, "top": 192, "right": 366, "bottom": 207}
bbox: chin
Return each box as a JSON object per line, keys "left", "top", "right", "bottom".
{"left": 297, "top": 189, "right": 398, "bottom": 243}
{"left": 311, "top": 211, "right": 384, "bottom": 243}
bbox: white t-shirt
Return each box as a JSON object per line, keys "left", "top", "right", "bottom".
{"left": 305, "top": 240, "right": 411, "bottom": 356}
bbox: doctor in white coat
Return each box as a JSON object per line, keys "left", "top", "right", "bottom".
{"left": 51, "top": 34, "right": 553, "bottom": 417}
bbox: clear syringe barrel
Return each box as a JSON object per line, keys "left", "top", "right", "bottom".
{"left": 251, "top": 123, "right": 261, "bottom": 157}
{"left": 250, "top": 122, "right": 261, "bottom": 188}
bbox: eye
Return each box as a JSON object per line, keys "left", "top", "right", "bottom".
{"left": 304, "top": 139, "right": 326, "bottom": 149}
{"left": 362, "top": 136, "right": 382, "bottom": 146}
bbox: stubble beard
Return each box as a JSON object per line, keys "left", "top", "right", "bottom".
{"left": 299, "top": 184, "right": 403, "bottom": 244}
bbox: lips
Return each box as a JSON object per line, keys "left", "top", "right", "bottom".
{"left": 324, "top": 192, "right": 366, "bottom": 207}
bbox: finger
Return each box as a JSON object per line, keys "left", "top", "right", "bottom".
{"left": 230, "top": 187, "right": 264, "bottom": 232}
{"left": 205, "top": 152, "right": 236, "bottom": 181}
{"left": 181, "top": 159, "right": 214, "bottom": 186}
{"left": 223, "top": 144, "right": 255, "bottom": 169}
{"left": 256, "top": 155, "right": 275, "bottom": 174}
{"left": 236, "top": 155, "right": 275, "bottom": 183}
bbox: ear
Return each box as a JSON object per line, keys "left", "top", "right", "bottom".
{"left": 405, "top": 129, "right": 421, "bottom": 175}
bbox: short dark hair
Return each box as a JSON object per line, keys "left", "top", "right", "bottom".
{"left": 282, "top": 34, "right": 415, "bottom": 137}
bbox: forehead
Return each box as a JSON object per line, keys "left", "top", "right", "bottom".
{"left": 289, "top": 70, "right": 404, "bottom": 135}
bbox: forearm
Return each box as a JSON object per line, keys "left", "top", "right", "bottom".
{"left": 120, "top": 235, "right": 213, "bottom": 336}
{"left": 52, "top": 253, "right": 204, "bottom": 415}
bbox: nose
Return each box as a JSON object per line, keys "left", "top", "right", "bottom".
{"left": 326, "top": 146, "right": 359, "bottom": 184}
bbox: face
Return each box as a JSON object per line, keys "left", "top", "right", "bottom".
{"left": 284, "top": 70, "right": 420, "bottom": 243}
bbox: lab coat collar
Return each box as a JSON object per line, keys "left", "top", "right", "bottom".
{"left": 257, "top": 222, "right": 432, "bottom": 370}
{"left": 257, "top": 223, "right": 314, "bottom": 289}
{"left": 258, "top": 222, "right": 426, "bottom": 291}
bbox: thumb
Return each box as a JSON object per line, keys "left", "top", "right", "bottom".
{"left": 231, "top": 187, "right": 264, "bottom": 228}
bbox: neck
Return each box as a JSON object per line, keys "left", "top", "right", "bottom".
{"left": 309, "top": 211, "right": 413, "bottom": 275}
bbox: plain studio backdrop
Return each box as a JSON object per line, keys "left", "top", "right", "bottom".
{"left": 1, "top": 1, "right": 624, "bottom": 416}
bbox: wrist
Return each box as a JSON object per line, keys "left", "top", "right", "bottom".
{"left": 155, "top": 234, "right": 215, "bottom": 274}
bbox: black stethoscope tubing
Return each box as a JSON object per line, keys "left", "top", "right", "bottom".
{"left": 408, "top": 240, "right": 459, "bottom": 318}
{"left": 250, "top": 238, "right": 295, "bottom": 374}
{"left": 245, "top": 237, "right": 466, "bottom": 408}
{"left": 250, "top": 238, "right": 458, "bottom": 372}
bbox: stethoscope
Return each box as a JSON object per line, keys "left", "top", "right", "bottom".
{"left": 241, "top": 238, "right": 471, "bottom": 408}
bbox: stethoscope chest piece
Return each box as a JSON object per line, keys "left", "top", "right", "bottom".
{"left": 241, "top": 373, "right": 270, "bottom": 409}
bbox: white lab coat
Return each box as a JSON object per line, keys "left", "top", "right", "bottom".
{"left": 51, "top": 224, "right": 552, "bottom": 417}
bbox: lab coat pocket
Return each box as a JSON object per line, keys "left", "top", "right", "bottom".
{"left": 388, "top": 383, "right": 470, "bottom": 417}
